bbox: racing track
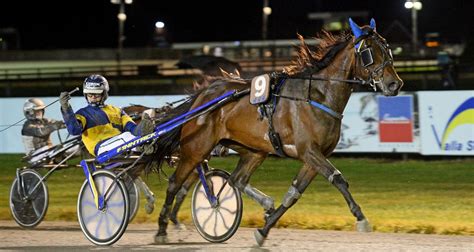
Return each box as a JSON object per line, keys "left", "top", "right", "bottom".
{"left": 0, "top": 221, "right": 472, "bottom": 251}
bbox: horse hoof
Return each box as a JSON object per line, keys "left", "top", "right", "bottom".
{"left": 154, "top": 235, "right": 169, "bottom": 244}
{"left": 174, "top": 223, "right": 187, "bottom": 231}
{"left": 145, "top": 203, "right": 155, "bottom": 214}
{"left": 356, "top": 219, "right": 372, "bottom": 232}
{"left": 254, "top": 229, "right": 266, "bottom": 247}
{"left": 145, "top": 196, "right": 155, "bottom": 214}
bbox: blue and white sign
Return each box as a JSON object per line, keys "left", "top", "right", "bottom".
{"left": 418, "top": 91, "right": 474, "bottom": 155}
{"left": 335, "top": 92, "right": 419, "bottom": 153}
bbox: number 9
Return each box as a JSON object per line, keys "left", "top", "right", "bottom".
{"left": 255, "top": 76, "right": 266, "bottom": 97}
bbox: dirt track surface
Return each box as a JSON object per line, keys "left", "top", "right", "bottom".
{"left": 0, "top": 220, "right": 472, "bottom": 251}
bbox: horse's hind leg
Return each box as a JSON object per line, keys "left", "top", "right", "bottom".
{"left": 169, "top": 170, "right": 199, "bottom": 230}
{"left": 134, "top": 176, "right": 155, "bottom": 214}
{"left": 155, "top": 145, "right": 214, "bottom": 243}
{"left": 228, "top": 149, "right": 273, "bottom": 212}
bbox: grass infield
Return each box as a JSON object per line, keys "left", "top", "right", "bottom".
{"left": 0, "top": 154, "right": 472, "bottom": 235}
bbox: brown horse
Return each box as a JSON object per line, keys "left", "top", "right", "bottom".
{"left": 153, "top": 18, "right": 403, "bottom": 245}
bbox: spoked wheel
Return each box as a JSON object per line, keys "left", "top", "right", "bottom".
{"left": 122, "top": 173, "right": 140, "bottom": 222}
{"left": 191, "top": 169, "right": 243, "bottom": 243}
{"left": 77, "top": 170, "right": 129, "bottom": 246}
{"left": 9, "top": 169, "right": 49, "bottom": 228}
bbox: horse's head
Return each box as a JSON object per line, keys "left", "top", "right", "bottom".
{"left": 349, "top": 18, "right": 403, "bottom": 96}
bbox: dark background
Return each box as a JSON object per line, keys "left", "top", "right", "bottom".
{"left": 0, "top": 0, "right": 472, "bottom": 50}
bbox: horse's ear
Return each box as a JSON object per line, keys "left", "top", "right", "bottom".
{"left": 370, "top": 18, "right": 376, "bottom": 31}
{"left": 349, "top": 18, "right": 363, "bottom": 39}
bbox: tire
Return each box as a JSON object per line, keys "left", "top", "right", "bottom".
{"left": 77, "top": 170, "right": 129, "bottom": 246}
{"left": 191, "top": 169, "right": 243, "bottom": 243}
{"left": 122, "top": 173, "right": 140, "bottom": 222}
{"left": 9, "top": 169, "right": 49, "bottom": 228}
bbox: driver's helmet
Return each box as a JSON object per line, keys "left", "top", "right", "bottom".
{"left": 83, "top": 74, "right": 109, "bottom": 106}
{"left": 23, "top": 98, "right": 46, "bottom": 120}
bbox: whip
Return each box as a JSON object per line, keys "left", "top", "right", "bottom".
{"left": 0, "top": 87, "right": 80, "bottom": 133}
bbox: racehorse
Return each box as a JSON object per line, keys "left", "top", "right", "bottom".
{"left": 152, "top": 18, "right": 403, "bottom": 245}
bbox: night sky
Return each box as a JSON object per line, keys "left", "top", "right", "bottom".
{"left": 0, "top": 0, "right": 472, "bottom": 50}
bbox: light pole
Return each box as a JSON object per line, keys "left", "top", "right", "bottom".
{"left": 404, "top": 0, "right": 422, "bottom": 53}
{"left": 111, "top": 0, "right": 133, "bottom": 75}
{"left": 154, "top": 21, "right": 167, "bottom": 47}
{"left": 262, "top": 0, "right": 272, "bottom": 40}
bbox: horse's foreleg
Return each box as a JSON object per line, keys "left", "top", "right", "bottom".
{"left": 255, "top": 163, "right": 316, "bottom": 246}
{"left": 169, "top": 170, "right": 199, "bottom": 229}
{"left": 303, "top": 150, "right": 369, "bottom": 228}
{"left": 324, "top": 158, "right": 371, "bottom": 232}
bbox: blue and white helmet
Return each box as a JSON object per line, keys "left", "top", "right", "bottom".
{"left": 83, "top": 74, "right": 109, "bottom": 106}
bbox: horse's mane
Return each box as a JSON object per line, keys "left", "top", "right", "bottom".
{"left": 284, "top": 31, "right": 352, "bottom": 76}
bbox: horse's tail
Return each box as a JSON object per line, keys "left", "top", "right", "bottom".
{"left": 147, "top": 94, "right": 198, "bottom": 174}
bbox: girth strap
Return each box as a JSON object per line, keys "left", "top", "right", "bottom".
{"left": 258, "top": 75, "right": 288, "bottom": 157}
{"left": 259, "top": 103, "right": 287, "bottom": 157}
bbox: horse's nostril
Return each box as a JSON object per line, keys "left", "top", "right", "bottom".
{"left": 388, "top": 81, "right": 399, "bottom": 91}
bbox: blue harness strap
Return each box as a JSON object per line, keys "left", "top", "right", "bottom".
{"left": 274, "top": 93, "right": 343, "bottom": 120}
{"left": 308, "top": 100, "right": 343, "bottom": 120}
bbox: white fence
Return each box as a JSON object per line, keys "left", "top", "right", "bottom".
{"left": 1, "top": 91, "right": 473, "bottom": 155}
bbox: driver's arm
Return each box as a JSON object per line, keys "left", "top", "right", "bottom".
{"left": 21, "top": 120, "right": 59, "bottom": 137}
{"left": 61, "top": 106, "right": 84, "bottom": 135}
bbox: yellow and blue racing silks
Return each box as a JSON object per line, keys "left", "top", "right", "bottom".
{"left": 61, "top": 104, "right": 137, "bottom": 156}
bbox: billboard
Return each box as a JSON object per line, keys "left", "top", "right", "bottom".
{"left": 335, "top": 93, "right": 419, "bottom": 153}
{"left": 418, "top": 91, "right": 474, "bottom": 155}
{"left": 378, "top": 96, "right": 414, "bottom": 143}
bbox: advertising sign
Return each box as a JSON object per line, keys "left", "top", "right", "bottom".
{"left": 418, "top": 91, "right": 474, "bottom": 155}
{"left": 335, "top": 93, "right": 419, "bottom": 153}
{"left": 378, "top": 96, "right": 414, "bottom": 143}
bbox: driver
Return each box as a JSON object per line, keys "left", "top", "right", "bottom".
{"left": 22, "top": 98, "right": 66, "bottom": 161}
{"left": 59, "top": 74, "right": 154, "bottom": 156}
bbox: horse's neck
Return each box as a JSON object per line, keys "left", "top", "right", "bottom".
{"left": 309, "top": 43, "right": 355, "bottom": 114}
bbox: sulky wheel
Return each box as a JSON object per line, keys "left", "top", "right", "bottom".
{"left": 77, "top": 170, "right": 129, "bottom": 246}
{"left": 122, "top": 173, "right": 140, "bottom": 222}
{"left": 9, "top": 169, "right": 49, "bottom": 228}
{"left": 191, "top": 169, "right": 243, "bottom": 243}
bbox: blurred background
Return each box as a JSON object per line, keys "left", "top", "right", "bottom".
{"left": 0, "top": 0, "right": 472, "bottom": 96}
{"left": 0, "top": 1, "right": 472, "bottom": 237}
{"left": 0, "top": 0, "right": 472, "bottom": 156}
